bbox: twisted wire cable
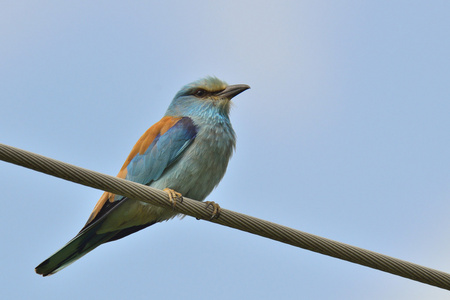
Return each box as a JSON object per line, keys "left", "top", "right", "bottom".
{"left": 0, "top": 143, "right": 449, "bottom": 290}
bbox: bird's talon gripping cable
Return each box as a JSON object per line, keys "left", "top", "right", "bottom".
{"left": 164, "top": 188, "right": 183, "bottom": 210}
{"left": 204, "top": 201, "right": 221, "bottom": 219}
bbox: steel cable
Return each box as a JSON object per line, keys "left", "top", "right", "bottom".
{"left": 1, "top": 143, "right": 449, "bottom": 290}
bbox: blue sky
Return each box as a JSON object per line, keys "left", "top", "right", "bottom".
{"left": 1, "top": 1, "right": 449, "bottom": 299}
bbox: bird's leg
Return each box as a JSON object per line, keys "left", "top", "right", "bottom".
{"left": 163, "top": 188, "right": 183, "bottom": 210}
{"left": 204, "top": 201, "right": 221, "bottom": 219}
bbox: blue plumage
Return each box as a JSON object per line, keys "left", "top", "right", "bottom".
{"left": 35, "top": 76, "right": 249, "bottom": 276}
{"left": 126, "top": 117, "right": 198, "bottom": 185}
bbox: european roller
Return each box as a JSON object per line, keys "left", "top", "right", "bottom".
{"left": 35, "top": 76, "right": 249, "bottom": 276}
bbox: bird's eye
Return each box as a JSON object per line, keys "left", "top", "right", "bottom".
{"left": 194, "top": 89, "right": 207, "bottom": 97}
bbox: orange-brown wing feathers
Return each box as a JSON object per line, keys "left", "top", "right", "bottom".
{"left": 117, "top": 116, "right": 181, "bottom": 178}
{"left": 84, "top": 116, "right": 182, "bottom": 226}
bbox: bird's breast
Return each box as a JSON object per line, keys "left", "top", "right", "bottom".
{"left": 150, "top": 120, "right": 236, "bottom": 201}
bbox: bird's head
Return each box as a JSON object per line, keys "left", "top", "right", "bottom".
{"left": 165, "top": 76, "right": 250, "bottom": 119}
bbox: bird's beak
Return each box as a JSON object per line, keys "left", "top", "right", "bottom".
{"left": 217, "top": 84, "right": 250, "bottom": 100}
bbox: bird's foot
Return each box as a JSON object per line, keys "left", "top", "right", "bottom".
{"left": 163, "top": 188, "right": 183, "bottom": 210}
{"left": 204, "top": 201, "right": 221, "bottom": 220}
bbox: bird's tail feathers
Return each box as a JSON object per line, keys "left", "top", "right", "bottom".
{"left": 35, "top": 221, "right": 117, "bottom": 276}
{"left": 35, "top": 198, "right": 156, "bottom": 276}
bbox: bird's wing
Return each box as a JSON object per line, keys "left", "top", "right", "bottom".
{"left": 83, "top": 116, "right": 198, "bottom": 228}
{"left": 35, "top": 116, "right": 198, "bottom": 276}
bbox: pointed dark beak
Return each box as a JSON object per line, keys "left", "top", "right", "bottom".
{"left": 216, "top": 84, "right": 250, "bottom": 100}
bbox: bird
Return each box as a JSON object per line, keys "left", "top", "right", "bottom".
{"left": 35, "top": 76, "right": 250, "bottom": 276}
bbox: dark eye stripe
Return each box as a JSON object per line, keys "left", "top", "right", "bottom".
{"left": 193, "top": 89, "right": 210, "bottom": 98}
{"left": 188, "top": 87, "right": 227, "bottom": 98}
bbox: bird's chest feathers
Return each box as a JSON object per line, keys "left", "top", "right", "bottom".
{"left": 186, "top": 123, "right": 235, "bottom": 175}
{"left": 154, "top": 121, "right": 235, "bottom": 200}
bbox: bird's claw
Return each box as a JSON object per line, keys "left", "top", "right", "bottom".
{"left": 163, "top": 188, "right": 183, "bottom": 210}
{"left": 204, "top": 201, "right": 221, "bottom": 220}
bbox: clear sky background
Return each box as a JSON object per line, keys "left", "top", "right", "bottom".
{"left": 1, "top": 1, "right": 449, "bottom": 299}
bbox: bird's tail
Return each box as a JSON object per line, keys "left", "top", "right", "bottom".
{"left": 35, "top": 221, "right": 117, "bottom": 276}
